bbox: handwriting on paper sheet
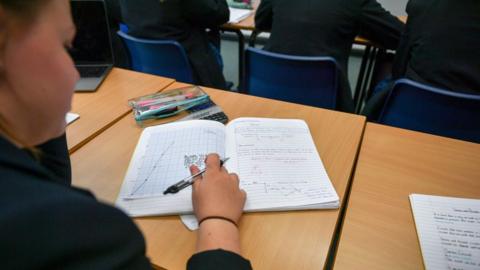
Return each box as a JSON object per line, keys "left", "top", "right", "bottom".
{"left": 229, "top": 120, "right": 338, "bottom": 210}
{"left": 410, "top": 194, "right": 480, "bottom": 270}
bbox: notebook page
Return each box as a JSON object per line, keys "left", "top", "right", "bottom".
{"left": 409, "top": 194, "right": 480, "bottom": 270}
{"left": 66, "top": 112, "right": 79, "bottom": 125}
{"left": 225, "top": 118, "right": 339, "bottom": 211}
{"left": 116, "top": 120, "right": 226, "bottom": 217}
{"left": 228, "top": 7, "right": 253, "bottom": 23}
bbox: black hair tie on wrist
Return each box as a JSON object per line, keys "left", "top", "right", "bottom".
{"left": 198, "top": 216, "right": 238, "bottom": 227}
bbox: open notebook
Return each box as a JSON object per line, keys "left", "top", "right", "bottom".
{"left": 116, "top": 118, "right": 339, "bottom": 217}
{"left": 410, "top": 194, "right": 480, "bottom": 270}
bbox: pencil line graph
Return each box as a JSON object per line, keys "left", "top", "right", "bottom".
{"left": 129, "top": 140, "right": 175, "bottom": 196}
{"left": 122, "top": 126, "right": 226, "bottom": 200}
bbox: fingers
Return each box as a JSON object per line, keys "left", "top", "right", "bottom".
{"left": 190, "top": 165, "right": 202, "bottom": 191}
{"left": 192, "top": 178, "right": 201, "bottom": 192}
{"left": 205, "top": 153, "right": 221, "bottom": 171}
{"left": 220, "top": 165, "right": 228, "bottom": 174}
{"left": 229, "top": 172, "right": 240, "bottom": 186}
{"left": 229, "top": 173, "right": 246, "bottom": 200}
{"left": 240, "top": 189, "right": 247, "bottom": 202}
{"left": 189, "top": 164, "right": 202, "bottom": 178}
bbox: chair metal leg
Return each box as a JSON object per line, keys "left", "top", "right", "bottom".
{"left": 249, "top": 30, "right": 260, "bottom": 47}
{"left": 355, "top": 46, "right": 379, "bottom": 113}
{"left": 354, "top": 45, "right": 372, "bottom": 112}
{"left": 220, "top": 28, "right": 246, "bottom": 93}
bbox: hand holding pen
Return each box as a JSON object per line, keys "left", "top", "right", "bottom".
{"left": 164, "top": 157, "right": 230, "bottom": 194}
{"left": 190, "top": 154, "right": 246, "bottom": 229}
{"left": 186, "top": 154, "right": 247, "bottom": 253}
{"left": 163, "top": 154, "right": 246, "bottom": 229}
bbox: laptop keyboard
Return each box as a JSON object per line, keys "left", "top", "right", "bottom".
{"left": 77, "top": 66, "right": 108, "bottom": 78}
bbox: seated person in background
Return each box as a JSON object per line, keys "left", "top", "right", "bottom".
{"left": 255, "top": 0, "right": 404, "bottom": 112}
{"left": 362, "top": 0, "right": 480, "bottom": 120}
{"left": 0, "top": 0, "right": 251, "bottom": 269}
{"left": 119, "top": 0, "right": 229, "bottom": 89}
{"left": 105, "top": 0, "right": 130, "bottom": 68}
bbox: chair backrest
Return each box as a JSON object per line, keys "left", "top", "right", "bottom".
{"left": 117, "top": 30, "right": 194, "bottom": 83}
{"left": 244, "top": 47, "right": 339, "bottom": 109}
{"left": 378, "top": 79, "right": 480, "bottom": 143}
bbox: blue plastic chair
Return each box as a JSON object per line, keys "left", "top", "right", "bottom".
{"left": 244, "top": 47, "right": 339, "bottom": 109}
{"left": 378, "top": 79, "right": 480, "bottom": 143}
{"left": 117, "top": 30, "right": 194, "bottom": 83}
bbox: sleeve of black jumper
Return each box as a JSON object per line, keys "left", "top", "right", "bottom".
{"left": 255, "top": 0, "right": 273, "bottom": 31}
{"left": 359, "top": 0, "right": 405, "bottom": 50}
{"left": 187, "top": 249, "right": 252, "bottom": 270}
{"left": 36, "top": 133, "right": 72, "bottom": 185}
{"left": 3, "top": 192, "right": 153, "bottom": 270}
{"left": 184, "top": 0, "right": 230, "bottom": 28}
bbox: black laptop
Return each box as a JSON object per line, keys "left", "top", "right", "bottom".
{"left": 70, "top": 0, "right": 114, "bottom": 92}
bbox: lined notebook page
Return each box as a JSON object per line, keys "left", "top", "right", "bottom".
{"left": 226, "top": 118, "right": 339, "bottom": 211}
{"left": 409, "top": 194, "right": 480, "bottom": 270}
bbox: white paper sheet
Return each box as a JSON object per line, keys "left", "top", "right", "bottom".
{"left": 410, "top": 194, "right": 480, "bottom": 270}
{"left": 66, "top": 112, "right": 79, "bottom": 125}
{"left": 229, "top": 7, "right": 253, "bottom": 23}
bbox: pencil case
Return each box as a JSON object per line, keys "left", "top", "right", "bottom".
{"left": 128, "top": 86, "right": 210, "bottom": 124}
{"left": 228, "top": 0, "right": 253, "bottom": 9}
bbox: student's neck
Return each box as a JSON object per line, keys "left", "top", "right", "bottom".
{"left": 0, "top": 126, "right": 25, "bottom": 149}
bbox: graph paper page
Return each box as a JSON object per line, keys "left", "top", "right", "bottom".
{"left": 116, "top": 120, "right": 226, "bottom": 216}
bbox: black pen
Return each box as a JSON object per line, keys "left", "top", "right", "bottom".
{"left": 163, "top": 157, "right": 230, "bottom": 195}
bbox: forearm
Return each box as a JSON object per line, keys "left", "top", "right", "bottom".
{"left": 360, "top": 0, "right": 405, "bottom": 50}
{"left": 190, "top": 154, "right": 250, "bottom": 269}
{"left": 196, "top": 219, "right": 241, "bottom": 255}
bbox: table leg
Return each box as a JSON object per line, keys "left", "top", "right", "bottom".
{"left": 361, "top": 47, "right": 378, "bottom": 109}
{"left": 363, "top": 48, "right": 387, "bottom": 104}
{"left": 354, "top": 45, "right": 372, "bottom": 112}
{"left": 355, "top": 46, "right": 380, "bottom": 113}
{"left": 221, "top": 28, "right": 246, "bottom": 93}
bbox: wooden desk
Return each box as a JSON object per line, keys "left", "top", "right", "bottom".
{"left": 71, "top": 82, "right": 366, "bottom": 270}
{"left": 334, "top": 123, "right": 480, "bottom": 269}
{"left": 67, "top": 68, "right": 175, "bottom": 153}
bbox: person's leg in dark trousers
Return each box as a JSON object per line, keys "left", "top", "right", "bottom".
{"left": 337, "top": 72, "right": 355, "bottom": 113}
{"left": 105, "top": 0, "right": 130, "bottom": 68}
{"left": 361, "top": 80, "right": 394, "bottom": 121}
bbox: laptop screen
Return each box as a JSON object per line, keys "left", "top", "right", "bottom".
{"left": 69, "top": 0, "right": 113, "bottom": 64}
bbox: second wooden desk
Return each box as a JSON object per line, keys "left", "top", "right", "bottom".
{"left": 334, "top": 123, "right": 480, "bottom": 269}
